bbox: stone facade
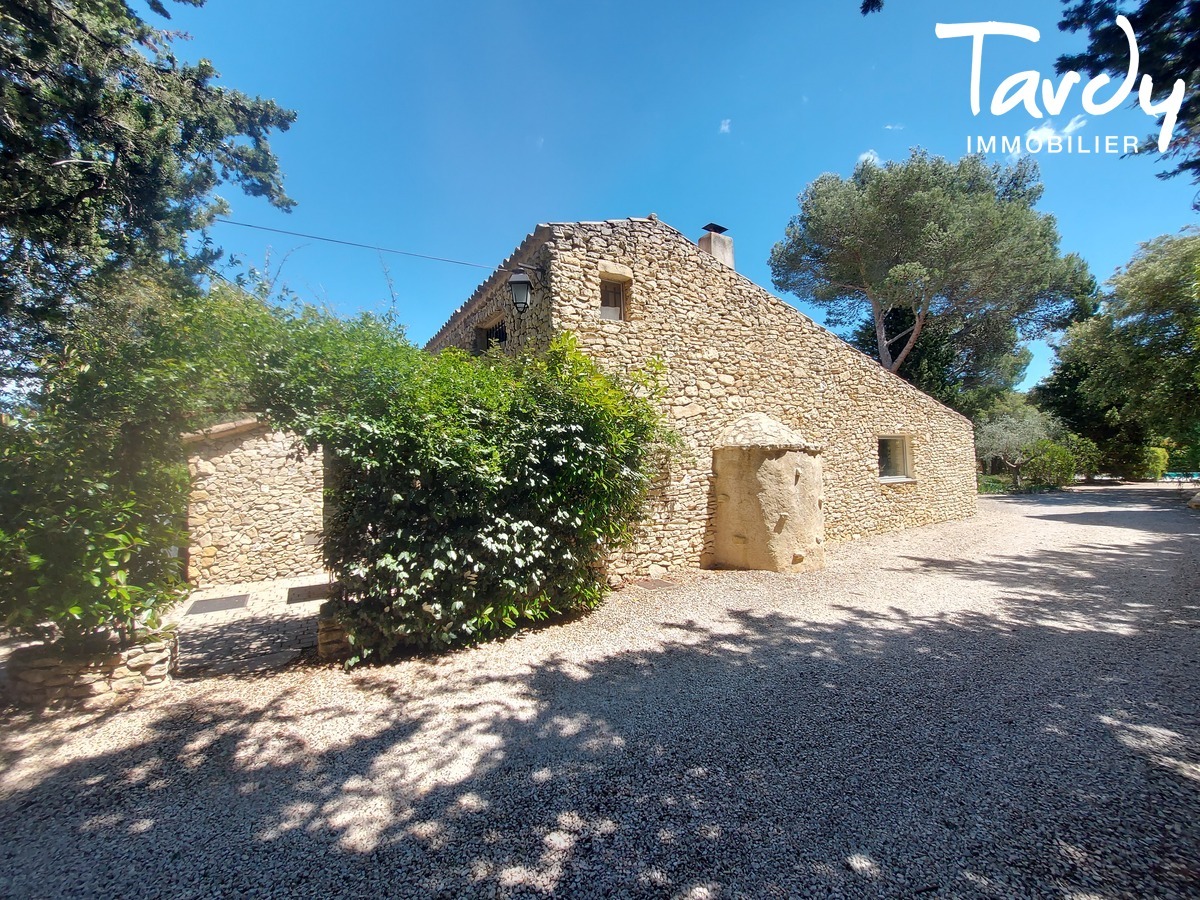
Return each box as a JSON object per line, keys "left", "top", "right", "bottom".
{"left": 185, "top": 420, "right": 325, "bottom": 588}
{"left": 428, "top": 217, "right": 977, "bottom": 578}
{"left": 7, "top": 634, "right": 179, "bottom": 707}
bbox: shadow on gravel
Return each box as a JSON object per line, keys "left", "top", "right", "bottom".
{"left": 987, "top": 486, "right": 1200, "bottom": 528}
{"left": 1, "top": 494, "right": 1197, "bottom": 898}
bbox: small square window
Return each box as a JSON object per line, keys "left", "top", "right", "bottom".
{"left": 473, "top": 318, "right": 507, "bottom": 354}
{"left": 878, "top": 436, "right": 913, "bottom": 481}
{"left": 600, "top": 279, "right": 627, "bottom": 321}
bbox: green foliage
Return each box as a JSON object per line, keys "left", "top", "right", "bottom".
{"left": 1039, "top": 231, "right": 1200, "bottom": 475}
{"left": 1023, "top": 440, "right": 1077, "bottom": 488}
{"left": 1057, "top": 1, "right": 1200, "bottom": 203}
{"left": 862, "top": 1, "right": 1198, "bottom": 202}
{"left": 1063, "top": 433, "right": 1102, "bottom": 480}
{"left": 259, "top": 318, "right": 668, "bottom": 662}
{"left": 770, "top": 149, "right": 1094, "bottom": 376}
{"left": 0, "top": 0, "right": 295, "bottom": 379}
{"left": 974, "top": 400, "right": 1059, "bottom": 487}
{"left": 0, "top": 271, "right": 272, "bottom": 647}
{"left": 1161, "top": 438, "right": 1200, "bottom": 472}
{"left": 976, "top": 473, "right": 1010, "bottom": 494}
{"left": 1131, "top": 446, "right": 1170, "bottom": 481}
{"left": 850, "top": 307, "right": 1032, "bottom": 419}
{"left": 1030, "top": 353, "right": 1152, "bottom": 477}
{"left": 0, "top": 414, "right": 185, "bottom": 647}
{"left": 1063, "top": 232, "right": 1200, "bottom": 443}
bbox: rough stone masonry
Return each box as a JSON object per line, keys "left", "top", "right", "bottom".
{"left": 427, "top": 217, "right": 977, "bottom": 579}
{"left": 184, "top": 217, "right": 977, "bottom": 587}
{"left": 184, "top": 420, "right": 324, "bottom": 588}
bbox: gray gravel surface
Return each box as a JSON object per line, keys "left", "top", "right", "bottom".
{"left": 1, "top": 485, "right": 1198, "bottom": 899}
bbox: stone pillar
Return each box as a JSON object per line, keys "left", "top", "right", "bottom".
{"left": 709, "top": 413, "right": 824, "bottom": 574}
{"left": 317, "top": 602, "right": 351, "bottom": 662}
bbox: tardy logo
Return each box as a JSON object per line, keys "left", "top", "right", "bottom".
{"left": 936, "top": 16, "right": 1186, "bottom": 157}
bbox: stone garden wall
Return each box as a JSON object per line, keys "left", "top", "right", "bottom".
{"left": 7, "top": 634, "right": 178, "bottom": 706}
{"left": 428, "top": 217, "right": 977, "bottom": 579}
{"left": 185, "top": 420, "right": 325, "bottom": 588}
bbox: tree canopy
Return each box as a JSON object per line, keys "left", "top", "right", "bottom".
{"left": 1056, "top": 1, "right": 1199, "bottom": 201}
{"left": 849, "top": 308, "right": 1032, "bottom": 420}
{"left": 769, "top": 150, "right": 1093, "bottom": 381}
{"left": 974, "top": 398, "right": 1060, "bottom": 488}
{"left": 1045, "top": 230, "right": 1200, "bottom": 453}
{"left": 0, "top": 0, "right": 295, "bottom": 375}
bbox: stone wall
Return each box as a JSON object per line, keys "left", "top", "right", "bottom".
{"left": 429, "top": 217, "right": 977, "bottom": 578}
{"left": 7, "top": 634, "right": 178, "bottom": 707}
{"left": 185, "top": 420, "right": 325, "bottom": 588}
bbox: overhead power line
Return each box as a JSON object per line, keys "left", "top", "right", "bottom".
{"left": 213, "top": 218, "right": 498, "bottom": 271}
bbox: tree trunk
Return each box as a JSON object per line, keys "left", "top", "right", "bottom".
{"left": 872, "top": 303, "right": 894, "bottom": 370}
{"left": 873, "top": 301, "right": 929, "bottom": 374}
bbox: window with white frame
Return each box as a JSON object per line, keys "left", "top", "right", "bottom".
{"left": 878, "top": 435, "right": 914, "bottom": 481}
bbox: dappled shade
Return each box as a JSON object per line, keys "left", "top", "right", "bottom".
{"left": 1, "top": 488, "right": 1197, "bottom": 896}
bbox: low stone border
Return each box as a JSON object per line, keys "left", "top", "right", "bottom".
{"left": 317, "top": 602, "right": 351, "bottom": 662}
{"left": 7, "top": 632, "right": 179, "bottom": 707}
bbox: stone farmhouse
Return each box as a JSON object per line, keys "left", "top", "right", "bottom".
{"left": 185, "top": 216, "right": 976, "bottom": 588}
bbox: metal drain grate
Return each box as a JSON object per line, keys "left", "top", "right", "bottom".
{"left": 287, "top": 583, "right": 332, "bottom": 605}
{"left": 186, "top": 594, "right": 249, "bottom": 615}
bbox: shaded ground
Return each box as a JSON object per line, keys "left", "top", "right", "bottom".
{"left": 167, "top": 573, "right": 330, "bottom": 675}
{"left": 0, "top": 485, "right": 1197, "bottom": 898}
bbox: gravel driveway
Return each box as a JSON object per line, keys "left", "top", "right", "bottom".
{"left": 1, "top": 485, "right": 1197, "bottom": 899}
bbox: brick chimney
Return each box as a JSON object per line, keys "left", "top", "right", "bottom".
{"left": 698, "top": 223, "right": 734, "bottom": 269}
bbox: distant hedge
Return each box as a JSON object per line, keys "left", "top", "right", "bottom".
{"left": 260, "top": 315, "right": 666, "bottom": 662}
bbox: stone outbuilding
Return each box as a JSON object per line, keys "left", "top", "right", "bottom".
{"left": 711, "top": 413, "right": 825, "bottom": 574}
{"left": 426, "top": 216, "right": 977, "bottom": 579}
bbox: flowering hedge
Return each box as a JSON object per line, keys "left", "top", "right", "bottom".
{"left": 262, "top": 317, "right": 666, "bottom": 662}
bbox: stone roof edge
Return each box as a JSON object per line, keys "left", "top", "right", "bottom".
{"left": 715, "top": 439, "right": 824, "bottom": 454}
{"left": 423, "top": 216, "right": 972, "bottom": 429}
{"left": 423, "top": 217, "right": 685, "bottom": 352}
{"left": 561, "top": 218, "right": 972, "bottom": 428}
{"left": 656, "top": 230, "right": 976, "bottom": 429}
{"left": 181, "top": 417, "right": 262, "bottom": 445}
{"left": 424, "top": 224, "right": 552, "bottom": 351}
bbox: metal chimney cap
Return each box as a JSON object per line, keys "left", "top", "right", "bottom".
{"left": 702, "top": 223, "right": 728, "bottom": 234}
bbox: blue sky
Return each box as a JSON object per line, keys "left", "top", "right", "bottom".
{"left": 168, "top": 0, "right": 1196, "bottom": 388}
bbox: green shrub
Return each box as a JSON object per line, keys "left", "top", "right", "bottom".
{"left": 1023, "top": 439, "right": 1077, "bottom": 488}
{"left": 0, "top": 415, "right": 187, "bottom": 647}
{"left": 262, "top": 320, "right": 668, "bottom": 662}
{"left": 0, "top": 273, "right": 272, "bottom": 648}
{"left": 1163, "top": 439, "right": 1200, "bottom": 472}
{"left": 1130, "top": 445, "right": 1170, "bottom": 481}
{"left": 976, "top": 473, "right": 1010, "bottom": 494}
{"left": 1063, "top": 433, "right": 1101, "bottom": 480}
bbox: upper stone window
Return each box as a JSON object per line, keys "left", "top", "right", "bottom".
{"left": 597, "top": 261, "right": 633, "bottom": 321}
{"left": 473, "top": 317, "right": 507, "bottom": 354}
{"left": 878, "top": 435, "right": 914, "bottom": 482}
{"left": 600, "top": 280, "right": 627, "bottom": 321}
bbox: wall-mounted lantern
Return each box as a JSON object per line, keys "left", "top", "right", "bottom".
{"left": 506, "top": 263, "right": 547, "bottom": 315}
{"left": 507, "top": 268, "right": 533, "bottom": 314}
